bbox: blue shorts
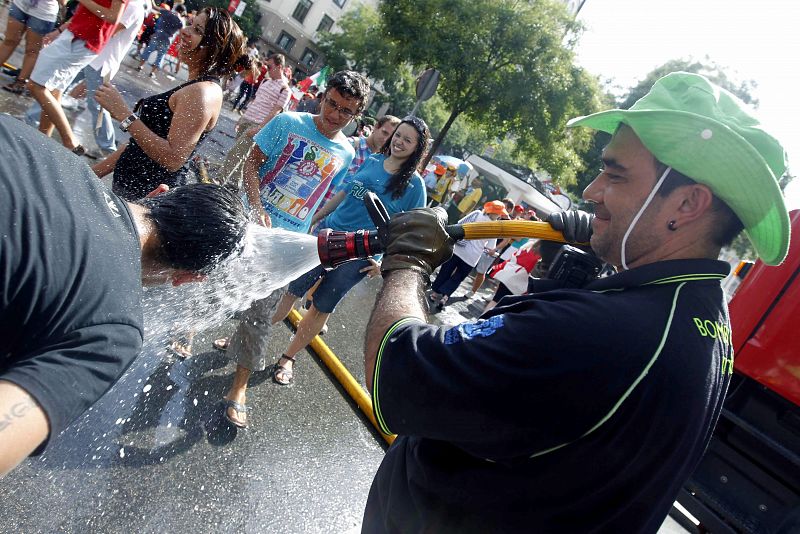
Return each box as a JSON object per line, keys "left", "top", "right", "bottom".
{"left": 288, "top": 259, "right": 371, "bottom": 314}
{"left": 9, "top": 3, "right": 56, "bottom": 35}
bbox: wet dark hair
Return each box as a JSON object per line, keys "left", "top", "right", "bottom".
{"left": 655, "top": 161, "right": 744, "bottom": 247}
{"left": 379, "top": 116, "right": 430, "bottom": 200}
{"left": 141, "top": 184, "right": 248, "bottom": 273}
{"left": 195, "top": 7, "right": 247, "bottom": 78}
{"left": 233, "top": 53, "right": 253, "bottom": 71}
{"left": 324, "top": 70, "right": 370, "bottom": 113}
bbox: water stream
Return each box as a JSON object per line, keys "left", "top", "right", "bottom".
{"left": 141, "top": 224, "right": 321, "bottom": 349}
{"left": 31, "top": 225, "right": 322, "bottom": 467}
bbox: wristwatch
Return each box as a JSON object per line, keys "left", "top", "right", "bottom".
{"left": 119, "top": 113, "right": 139, "bottom": 132}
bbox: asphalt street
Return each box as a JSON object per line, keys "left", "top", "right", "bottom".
{"left": 0, "top": 46, "right": 393, "bottom": 533}
{"left": 0, "top": 32, "right": 688, "bottom": 533}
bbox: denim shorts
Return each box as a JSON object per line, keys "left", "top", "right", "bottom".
{"left": 475, "top": 251, "right": 496, "bottom": 274}
{"left": 287, "top": 259, "right": 371, "bottom": 314}
{"left": 9, "top": 3, "right": 56, "bottom": 35}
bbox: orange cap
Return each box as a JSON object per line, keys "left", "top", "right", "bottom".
{"left": 483, "top": 200, "right": 509, "bottom": 218}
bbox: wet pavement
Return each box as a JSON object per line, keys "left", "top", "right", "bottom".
{"left": 0, "top": 34, "right": 687, "bottom": 533}
{"left": 0, "top": 43, "right": 390, "bottom": 532}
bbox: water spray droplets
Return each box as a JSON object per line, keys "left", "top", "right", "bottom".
{"left": 140, "top": 227, "right": 319, "bottom": 350}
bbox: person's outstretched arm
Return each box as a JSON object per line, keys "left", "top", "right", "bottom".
{"left": 364, "top": 208, "right": 453, "bottom": 391}
{"left": 364, "top": 269, "right": 427, "bottom": 391}
{"left": 0, "top": 381, "right": 49, "bottom": 478}
{"left": 92, "top": 142, "right": 127, "bottom": 177}
{"left": 242, "top": 145, "right": 270, "bottom": 227}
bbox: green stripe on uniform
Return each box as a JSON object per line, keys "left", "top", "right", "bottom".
{"left": 645, "top": 273, "right": 726, "bottom": 285}
{"left": 373, "top": 317, "right": 425, "bottom": 435}
{"left": 529, "top": 282, "right": 689, "bottom": 458}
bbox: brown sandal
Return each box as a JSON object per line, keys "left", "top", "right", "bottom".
{"left": 271, "top": 355, "right": 295, "bottom": 386}
{"left": 3, "top": 78, "right": 28, "bottom": 95}
{"left": 168, "top": 339, "right": 193, "bottom": 359}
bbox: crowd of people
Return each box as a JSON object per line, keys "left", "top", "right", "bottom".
{"left": 0, "top": 3, "right": 792, "bottom": 530}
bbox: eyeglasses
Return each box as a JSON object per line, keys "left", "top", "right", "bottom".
{"left": 324, "top": 95, "right": 359, "bottom": 119}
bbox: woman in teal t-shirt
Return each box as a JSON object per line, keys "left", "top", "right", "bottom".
{"left": 269, "top": 116, "right": 430, "bottom": 385}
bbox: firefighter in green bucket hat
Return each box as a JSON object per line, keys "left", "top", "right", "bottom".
{"left": 359, "top": 72, "right": 790, "bottom": 532}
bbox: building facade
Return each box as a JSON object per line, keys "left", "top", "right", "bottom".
{"left": 254, "top": 0, "right": 377, "bottom": 78}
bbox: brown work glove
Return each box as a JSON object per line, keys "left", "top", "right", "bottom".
{"left": 380, "top": 207, "right": 453, "bottom": 280}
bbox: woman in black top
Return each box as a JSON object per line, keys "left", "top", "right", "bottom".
{"left": 93, "top": 7, "right": 246, "bottom": 200}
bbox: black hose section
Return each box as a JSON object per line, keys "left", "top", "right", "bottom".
{"left": 445, "top": 225, "right": 465, "bottom": 240}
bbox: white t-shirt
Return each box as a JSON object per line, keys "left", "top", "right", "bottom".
{"left": 13, "top": 0, "right": 59, "bottom": 22}
{"left": 88, "top": 0, "right": 147, "bottom": 78}
{"left": 449, "top": 175, "right": 468, "bottom": 193}
{"left": 453, "top": 210, "right": 497, "bottom": 266}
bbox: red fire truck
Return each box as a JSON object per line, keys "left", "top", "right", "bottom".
{"left": 672, "top": 210, "right": 800, "bottom": 533}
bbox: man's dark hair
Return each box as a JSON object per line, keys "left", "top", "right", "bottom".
{"left": 141, "top": 184, "right": 248, "bottom": 273}
{"left": 324, "top": 70, "right": 370, "bottom": 113}
{"left": 174, "top": 4, "right": 186, "bottom": 14}
{"left": 655, "top": 162, "right": 744, "bottom": 247}
{"left": 375, "top": 115, "right": 400, "bottom": 129}
{"left": 196, "top": 7, "right": 247, "bottom": 78}
{"left": 270, "top": 53, "right": 286, "bottom": 67}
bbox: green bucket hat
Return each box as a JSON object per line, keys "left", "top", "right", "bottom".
{"left": 567, "top": 71, "right": 790, "bottom": 265}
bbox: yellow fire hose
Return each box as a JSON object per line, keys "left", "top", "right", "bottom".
{"left": 287, "top": 309, "right": 396, "bottom": 445}
{"left": 299, "top": 221, "right": 583, "bottom": 445}
{"left": 451, "top": 220, "right": 578, "bottom": 243}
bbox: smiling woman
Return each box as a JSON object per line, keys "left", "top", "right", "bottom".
{"left": 91, "top": 7, "right": 247, "bottom": 201}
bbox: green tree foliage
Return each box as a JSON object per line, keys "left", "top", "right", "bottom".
{"left": 380, "top": 0, "right": 602, "bottom": 179}
{"left": 316, "top": 4, "right": 401, "bottom": 90}
{"left": 618, "top": 58, "right": 758, "bottom": 110}
{"left": 184, "top": 0, "right": 263, "bottom": 41}
{"left": 319, "top": 0, "right": 603, "bottom": 182}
